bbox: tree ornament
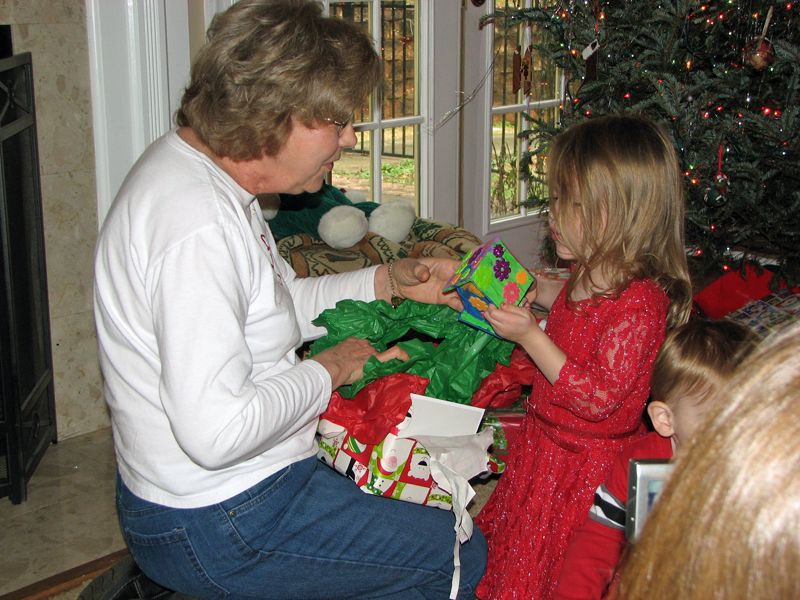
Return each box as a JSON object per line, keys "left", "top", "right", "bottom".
{"left": 704, "top": 183, "right": 727, "bottom": 208}
{"left": 743, "top": 7, "right": 775, "bottom": 71}
{"left": 744, "top": 38, "right": 775, "bottom": 71}
{"left": 512, "top": 45, "right": 533, "bottom": 95}
{"left": 704, "top": 144, "right": 729, "bottom": 208}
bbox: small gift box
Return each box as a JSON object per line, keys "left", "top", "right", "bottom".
{"left": 443, "top": 237, "right": 534, "bottom": 336}
{"left": 693, "top": 264, "right": 780, "bottom": 320}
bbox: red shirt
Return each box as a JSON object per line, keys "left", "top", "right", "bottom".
{"left": 553, "top": 431, "right": 673, "bottom": 600}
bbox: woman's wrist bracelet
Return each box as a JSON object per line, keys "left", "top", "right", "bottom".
{"left": 387, "top": 262, "right": 405, "bottom": 308}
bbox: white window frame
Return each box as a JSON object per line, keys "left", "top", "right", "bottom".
{"left": 323, "top": 1, "right": 460, "bottom": 223}
{"left": 87, "top": 0, "right": 191, "bottom": 226}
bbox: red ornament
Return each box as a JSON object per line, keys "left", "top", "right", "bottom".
{"left": 743, "top": 38, "right": 775, "bottom": 71}
{"left": 744, "top": 7, "right": 776, "bottom": 72}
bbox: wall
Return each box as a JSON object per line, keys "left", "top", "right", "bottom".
{"left": 0, "top": 0, "right": 107, "bottom": 439}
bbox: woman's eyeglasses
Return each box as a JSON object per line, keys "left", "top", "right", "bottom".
{"left": 321, "top": 115, "right": 353, "bottom": 136}
{"left": 293, "top": 107, "right": 354, "bottom": 136}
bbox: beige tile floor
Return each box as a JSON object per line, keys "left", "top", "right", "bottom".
{"left": 0, "top": 427, "right": 499, "bottom": 598}
{"left": 0, "top": 427, "right": 125, "bottom": 596}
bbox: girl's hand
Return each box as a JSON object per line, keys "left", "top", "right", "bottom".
{"left": 311, "top": 337, "right": 409, "bottom": 389}
{"left": 483, "top": 303, "right": 540, "bottom": 345}
{"left": 485, "top": 301, "right": 567, "bottom": 385}
{"left": 523, "top": 275, "right": 539, "bottom": 306}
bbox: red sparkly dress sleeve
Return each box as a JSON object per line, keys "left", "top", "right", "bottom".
{"left": 474, "top": 279, "right": 669, "bottom": 600}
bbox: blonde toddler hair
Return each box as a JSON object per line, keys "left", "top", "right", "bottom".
{"left": 548, "top": 115, "right": 693, "bottom": 328}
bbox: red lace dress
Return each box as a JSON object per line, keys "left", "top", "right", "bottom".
{"left": 474, "top": 278, "right": 669, "bottom": 600}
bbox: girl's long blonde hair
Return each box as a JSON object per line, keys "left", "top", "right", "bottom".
{"left": 548, "top": 115, "right": 692, "bottom": 328}
{"left": 617, "top": 322, "right": 800, "bottom": 600}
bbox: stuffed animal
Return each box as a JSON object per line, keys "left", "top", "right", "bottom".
{"left": 261, "top": 183, "right": 416, "bottom": 249}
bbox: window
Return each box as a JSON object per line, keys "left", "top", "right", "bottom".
{"left": 461, "top": 0, "right": 562, "bottom": 265}
{"left": 489, "top": 0, "right": 561, "bottom": 223}
{"left": 327, "top": 1, "right": 423, "bottom": 214}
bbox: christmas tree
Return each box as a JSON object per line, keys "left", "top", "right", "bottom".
{"left": 482, "top": 1, "right": 800, "bottom": 289}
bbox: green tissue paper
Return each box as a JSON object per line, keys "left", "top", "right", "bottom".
{"left": 310, "top": 299, "right": 514, "bottom": 404}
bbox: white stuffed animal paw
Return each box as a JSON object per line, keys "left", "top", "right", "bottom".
{"left": 368, "top": 201, "right": 416, "bottom": 243}
{"left": 318, "top": 205, "right": 369, "bottom": 249}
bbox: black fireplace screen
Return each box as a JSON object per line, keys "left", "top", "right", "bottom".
{"left": 0, "top": 51, "right": 57, "bottom": 504}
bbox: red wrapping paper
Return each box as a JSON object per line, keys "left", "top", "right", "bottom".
{"left": 471, "top": 347, "right": 538, "bottom": 409}
{"left": 693, "top": 265, "right": 797, "bottom": 320}
{"left": 320, "top": 373, "right": 430, "bottom": 445}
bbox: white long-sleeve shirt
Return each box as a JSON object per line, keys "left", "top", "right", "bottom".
{"left": 94, "top": 130, "right": 377, "bottom": 508}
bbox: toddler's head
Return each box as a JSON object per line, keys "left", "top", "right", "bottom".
{"left": 547, "top": 114, "right": 691, "bottom": 326}
{"left": 648, "top": 319, "right": 758, "bottom": 449}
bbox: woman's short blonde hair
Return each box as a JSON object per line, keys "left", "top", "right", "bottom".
{"left": 547, "top": 115, "right": 692, "bottom": 328}
{"left": 651, "top": 319, "right": 759, "bottom": 408}
{"left": 176, "top": 0, "right": 382, "bottom": 161}
{"left": 617, "top": 321, "right": 800, "bottom": 600}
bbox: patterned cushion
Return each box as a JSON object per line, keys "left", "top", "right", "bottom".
{"left": 277, "top": 219, "right": 482, "bottom": 277}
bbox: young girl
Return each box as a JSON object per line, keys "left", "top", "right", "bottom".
{"left": 474, "top": 115, "right": 693, "bottom": 600}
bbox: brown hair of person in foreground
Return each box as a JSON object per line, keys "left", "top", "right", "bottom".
{"left": 615, "top": 320, "right": 800, "bottom": 600}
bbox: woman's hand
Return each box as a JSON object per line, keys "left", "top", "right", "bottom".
{"left": 377, "top": 258, "right": 463, "bottom": 310}
{"left": 311, "top": 337, "right": 409, "bottom": 390}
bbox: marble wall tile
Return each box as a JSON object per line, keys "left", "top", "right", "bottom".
{"left": 11, "top": 22, "right": 95, "bottom": 176}
{"left": 1, "top": 1, "right": 106, "bottom": 441}
{"left": 41, "top": 170, "right": 97, "bottom": 319}
{"left": 50, "top": 311, "right": 109, "bottom": 439}
{"left": 0, "top": 0, "right": 84, "bottom": 25}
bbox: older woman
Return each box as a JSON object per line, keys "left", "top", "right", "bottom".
{"left": 93, "top": 1, "right": 486, "bottom": 599}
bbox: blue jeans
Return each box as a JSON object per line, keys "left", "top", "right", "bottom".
{"left": 116, "top": 457, "right": 486, "bottom": 600}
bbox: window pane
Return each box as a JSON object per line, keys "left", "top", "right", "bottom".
{"left": 381, "top": 1, "right": 417, "bottom": 119}
{"left": 329, "top": 2, "right": 373, "bottom": 125}
{"left": 329, "top": 1, "right": 420, "bottom": 213}
{"left": 334, "top": 130, "right": 373, "bottom": 201}
{"left": 382, "top": 125, "right": 418, "bottom": 212}
{"left": 490, "top": 106, "right": 558, "bottom": 220}
{"left": 491, "top": 112, "right": 523, "bottom": 220}
{"left": 492, "top": 2, "right": 522, "bottom": 108}
{"left": 493, "top": 0, "right": 559, "bottom": 107}
{"left": 329, "top": 2, "right": 370, "bottom": 31}
{"left": 527, "top": 15, "right": 559, "bottom": 103}
{"left": 523, "top": 106, "right": 558, "bottom": 206}
{"left": 382, "top": 123, "right": 415, "bottom": 158}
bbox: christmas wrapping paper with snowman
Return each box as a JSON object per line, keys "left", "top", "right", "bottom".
{"left": 315, "top": 373, "right": 492, "bottom": 530}
{"left": 315, "top": 372, "right": 492, "bottom": 600}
